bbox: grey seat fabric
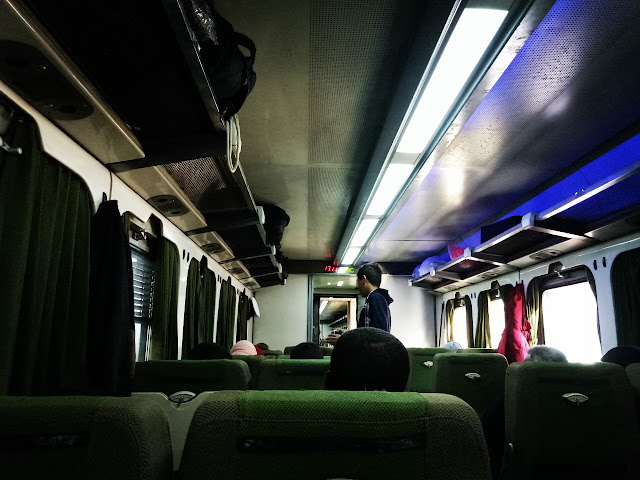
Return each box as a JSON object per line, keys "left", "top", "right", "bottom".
{"left": 406, "top": 348, "right": 449, "bottom": 392}
{"left": 133, "top": 360, "right": 251, "bottom": 395}
{"left": 503, "top": 362, "right": 639, "bottom": 479}
{"left": 433, "top": 352, "right": 508, "bottom": 417}
{"left": 0, "top": 396, "right": 172, "bottom": 480}
{"left": 179, "top": 390, "right": 490, "bottom": 480}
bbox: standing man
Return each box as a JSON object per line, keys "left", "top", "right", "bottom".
{"left": 326, "top": 263, "right": 393, "bottom": 344}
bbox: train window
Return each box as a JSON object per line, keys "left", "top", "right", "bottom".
{"left": 451, "top": 305, "right": 469, "bottom": 348}
{"left": 541, "top": 279, "right": 600, "bottom": 363}
{"left": 132, "top": 247, "right": 154, "bottom": 361}
{"left": 487, "top": 298, "right": 505, "bottom": 349}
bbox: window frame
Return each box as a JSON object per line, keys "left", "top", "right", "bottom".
{"left": 131, "top": 245, "right": 155, "bottom": 362}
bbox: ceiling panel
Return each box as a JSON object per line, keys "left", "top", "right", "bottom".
{"left": 370, "top": 0, "right": 640, "bottom": 264}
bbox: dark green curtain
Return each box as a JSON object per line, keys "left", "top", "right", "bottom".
{"left": 150, "top": 238, "right": 180, "bottom": 360}
{"left": 216, "top": 277, "right": 238, "bottom": 350}
{"left": 236, "top": 292, "right": 252, "bottom": 342}
{"left": 464, "top": 295, "right": 474, "bottom": 348}
{"left": 612, "top": 248, "right": 640, "bottom": 345}
{"left": 526, "top": 277, "right": 543, "bottom": 346}
{"left": 182, "top": 257, "right": 216, "bottom": 358}
{"left": 0, "top": 118, "right": 91, "bottom": 395}
{"left": 475, "top": 291, "right": 491, "bottom": 348}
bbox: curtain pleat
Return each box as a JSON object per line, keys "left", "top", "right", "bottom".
{"left": 0, "top": 118, "right": 91, "bottom": 395}
{"left": 216, "top": 277, "right": 238, "bottom": 350}
{"left": 236, "top": 292, "right": 251, "bottom": 342}
{"left": 445, "top": 299, "right": 455, "bottom": 343}
{"left": 464, "top": 295, "right": 474, "bottom": 348}
{"left": 526, "top": 277, "right": 543, "bottom": 346}
{"left": 150, "top": 238, "right": 180, "bottom": 360}
{"left": 87, "top": 200, "right": 135, "bottom": 396}
{"left": 612, "top": 248, "right": 640, "bottom": 345}
{"left": 475, "top": 291, "right": 490, "bottom": 348}
{"left": 182, "top": 257, "right": 216, "bottom": 358}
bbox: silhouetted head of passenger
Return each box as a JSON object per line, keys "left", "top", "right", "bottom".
{"left": 230, "top": 340, "right": 257, "bottom": 356}
{"left": 443, "top": 341, "right": 462, "bottom": 352}
{"left": 524, "top": 345, "right": 567, "bottom": 363}
{"left": 290, "top": 342, "right": 323, "bottom": 359}
{"left": 356, "top": 263, "right": 382, "bottom": 297}
{"left": 324, "top": 327, "right": 409, "bottom": 392}
{"left": 189, "top": 342, "right": 231, "bottom": 360}
{"left": 601, "top": 345, "right": 640, "bottom": 368}
{"left": 255, "top": 342, "right": 269, "bottom": 351}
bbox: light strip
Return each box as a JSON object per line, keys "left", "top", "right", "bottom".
{"left": 337, "top": 281, "right": 344, "bottom": 286}
{"left": 319, "top": 300, "right": 328, "bottom": 314}
{"left": 397, "top": 8, "right": 508, "bottom": 154}
{"left": 342, "top": 247, "right": 361, "bottom": 266}
{"left": 350, "top": 218, "right": 380, "bottom": 247}
{"left": 366, "top": 164, "right": 414, "bottom": 216}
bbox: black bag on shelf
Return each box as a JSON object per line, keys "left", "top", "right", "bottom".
{"left": 261, "top": 204, "right": 290, "bottom": 248}
{"left": 186, "top": 0, "right": 257, "bottom": 120}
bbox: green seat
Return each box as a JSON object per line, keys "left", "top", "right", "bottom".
{"left": 460, "top": 348, "right": 498, "bottom": 354}
{"left": 504, "top": 362, "right": 639, "bottom": 479}
{"left": 0, "top": 396, "right": 172, "bottom": 479}
{"left": 254, "top": 359, "right": 330, "bottom": 390}
{"left": 319, "top": 346, "right": 334, "bottom": 356}
{"left": 433, "top": 352, "right": 508, "bottom": 417}
{"left": 230, "top": 355, "right": 266, "bottom": 388}
{"left": 406, "top": 348, "right": 449, "bottom": 392}
{"left": 283, "top": 346, "right": 294, "bottom": 355}
{"left": 179, "top": 390, "right": 490, "bottom": 479}
{"left": 261, "top": 349, "right": 283, "bottom": 357}
{"left": 133, "top": 360, "right": 251, "bottom": 395}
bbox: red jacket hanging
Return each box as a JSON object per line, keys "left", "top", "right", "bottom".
{"left": 498, "top": 283, "right": 531, "bottom": 363}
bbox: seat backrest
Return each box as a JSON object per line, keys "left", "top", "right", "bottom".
{"left": 0, "top": 396, "right": 172, "bottom": 479}
{"left": 460, "top": 348, "right": 498, "bottom": 354}
{"left": 433, "top": 352, "right": 508, "bottom": 417}
{"left": 261, "top": 349, "right": 283, "bottom": 357}
{"left": 319, "top": 346, "right": 334, "bottom": 356}
{"left": 504, "top": 362, "right": 639, "bottom": 479}
{"left": 133, "top": 360, "right": 251, "bottom": 395}
{"left": 230, "top": 355, "right": 265, "bottom": 387}
{"left": 283, "top": 346, "right": 294, "bottom": 355}
{"left": 253, "top": 359, "right": 330, "bottom": 390}
{"left": 406, "top": 348, "right": 450, "bottom": 392}
{"left": 179, "top": 390, "right": 490, "bottom": 480}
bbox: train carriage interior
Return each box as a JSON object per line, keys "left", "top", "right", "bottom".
{"left": 1, "top": 0, "right": 640, "bottom": 478}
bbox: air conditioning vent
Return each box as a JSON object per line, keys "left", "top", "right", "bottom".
{"left": 223, "top": 260, "right": 249, "bottom": 279}
{"left": 148, "top": 195, "right": 189, "bottom": 216}
{"left": 189, "top": 232, "right": 234, "bottom": 262}
{"left": 529, "top": 249, "right": 564, "bottom": 261}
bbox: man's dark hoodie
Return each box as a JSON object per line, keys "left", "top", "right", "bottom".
{"left": 357, "top": 288, "right": 393, "bottom": 332}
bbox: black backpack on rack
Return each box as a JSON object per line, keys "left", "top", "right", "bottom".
{"left": 186, "top": 0, "right": 257, "bottom": 120}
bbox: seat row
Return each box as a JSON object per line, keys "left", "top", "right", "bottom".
{"left": 0, "top": 391, "right": 490, "bottom": 479}
{"left": 2, "top": 361, "right": 639, "bottom": 479}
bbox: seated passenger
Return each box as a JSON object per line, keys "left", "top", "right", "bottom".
{"left": 255, "top": 342, "right": 269, "bottom": 351}
{"left": 290, "top": 342, "right": 324, "bottom": 359}
{"left": 601, "top": 345, "right": 640, "bottom": 368}
{"left": 230, "top": 340, "right": 258, "bottom": 356}
{"left": 324, "top": 327, "right": 409, "bottom": 392}
{"left": 189, "top": 342, "right": 231, "bottom": 359}
{"left": 482, "top": 345, "right": 567, "bottom": 480}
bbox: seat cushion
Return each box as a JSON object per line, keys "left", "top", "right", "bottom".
{"left": 254, "top": 359, "right": 330, "bottom": 390}
{"left": 406, "top": 348, "right": 449, "bottom": 392}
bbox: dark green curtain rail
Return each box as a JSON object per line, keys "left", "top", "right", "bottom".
{"left": 612, "top": 248, "right": 640, "bottom": 346}
{"left": 216, "top": 277, "right": 237, "bottom": 350}
{"left": 150, "top": 237, "right": 180, "bottom": 360}
{"left": 0, "top": 118, "right": 91, "bottom": 395}
{"left": 182, "top": 257, "right": 216, "bottom": 359}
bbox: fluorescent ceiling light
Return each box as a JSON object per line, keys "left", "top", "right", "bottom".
{"left": 337, "top": 281, "right": 344, "bottom": 287}
{"left": 337, "top": 267, "right": 349, "bottom": 273}
{"left": 366, "top": 163, "right": 413, "bottom": 216}
{"left": 397, "top": 8, "right": 508, "bottom": 154}
{"left": 350, "top": 218, "right": 379, "bottom": 247}
{"left": 319, "top": 300, "right": 328, "bottom": 314}
{"left": 341, "top": 247, "right": 361, "bottom": 266}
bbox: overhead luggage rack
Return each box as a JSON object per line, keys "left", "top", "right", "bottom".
{"left": 6, "top": 0, "right": 284, "bottom": 287}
